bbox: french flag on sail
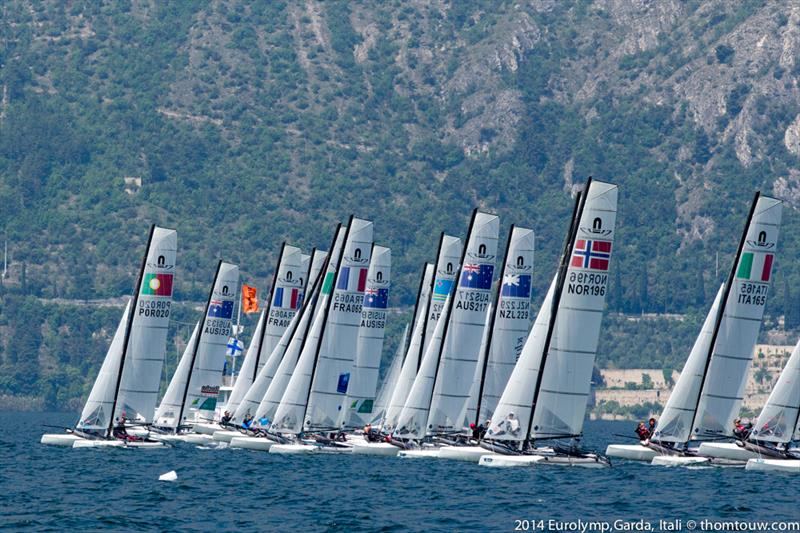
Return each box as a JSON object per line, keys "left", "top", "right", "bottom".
{"left": 571, "top": 240, "right": 612, "bottom": 271}
{"left": 273, "top": 287, "right": 300, "bottom": 309}
{"left": 336, "top": 266, "right": 368, "bottom": 292}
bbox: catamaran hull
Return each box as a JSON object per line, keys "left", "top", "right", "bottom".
{"left": 479, "top": 453, "right": 609, "bottom": 468}
{"left": 72, "top": 439, "right": 166, "bottom": 449}
{"left": 605, "top": 444, "right": 657, "bottom": 461}
{"left": 269, "top": 443, "right": 317, "bottom": 454}
{"left": 397, "top": 448, "right": 441, "bottom": 459}
{"left": 745, "top": 459, "right": 800, "bottom": 473}
{"left": 192, "top": 423, "right": 222, "bottom": 435}
{"left": 212, "top": 430, "right": 242, "bottom": 443}
{"left": 479, "top": 454, "right": 546, "bottom": 467}
{"left": 697, "top": 442, "right": 756, "bottom": 461}
{"left": 438, "top": 445, "right": 487, "bottom": 462}
{"left": 229, "top": 436, "right": 274, "bottom": 451}
{"left": 41, "top": 434, "right": 84, "bottom": 447}
{"left": 350, "top": 442, "right": 399, "bottom": 456}
{"left": 651, "top": 455, "right": 709, "bottom": 466}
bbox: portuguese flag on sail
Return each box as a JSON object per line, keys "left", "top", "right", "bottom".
{"left": 736, "top": 252, "right": 774, "bottom": 282}
{"left": 141, "top": 273, "right": 173, "bottom": 296}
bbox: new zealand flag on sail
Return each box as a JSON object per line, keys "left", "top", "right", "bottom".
{"left": 208, "top": 299, "right": 234, "bottom": 319}
{"left": 363, "top": 288, "right": 389, "bottom": 309}
{"left": 501, "top": 274, "right": 531, "bottom": 298}
{"left": 460, "top": 263, "right": 494, "bottom": 290}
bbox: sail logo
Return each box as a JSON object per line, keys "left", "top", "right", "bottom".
{"left": 279, "top": 269, "right": 303, "bottom": 286}
{"left": 460, "top": 263, "right": 494, "bottom": 289}
{"left": 467, "top": 243, "right": 495, "bottom": 261}
{"left": 363, "top": 287, "right": 389, "bottom": 309}
{"left": 147, "top": 254, "right": 174, "bottom": 270}
{"left": 501, "top": 274, "right": 531, "bottom": 298}
{"left": 736, "top": 252, "right": 774, "bottom": 282}
{"left": 437, "top": 261, "right": 457, "bottom": 278}
{"left": 345, "top": 247, "right": 370, "bottom": 265}
{"left": 273, "top": 287, "right": 301, "bottom": 309}
{"left": 571, "top": 240, "right": 611, "bottom": 271}
{"left": 580, "top": 217, "right": 612, "bottom": 237}
{"left": 507, "top": 254, "right": 532, "bottom": 273}
{"left": 141, "top": 273, "right": 173, "bottom": 296}
{"left": 746, "top": 230, "right": 775, "bottom": 250}
{"left": 208, "top": 299, "right": 234, "bottom": 319}
{"left": 370, "top": 270, "right": 390, "bottom": 287}
{"left": 337, "top": 266, "right": 368, "bottom": 292}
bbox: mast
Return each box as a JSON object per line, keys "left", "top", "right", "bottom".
{"left": 301, "top": 220, "right": 351, "bottom": 431}
{"left": 524, "top": 181, "right": 589, "bottom": 443}
{"left": 250, "top": 243, "right": 287, "bottom": 382}
{"left": 176, "top": 260, "right": 223, "bottom": 431}
{"left": 418, "top": 234, "right": 445, "bottom": 371}
{"left": 404, "top": 262, "right": 431, "bottom": 366}
{"left": 106, "top": 224, "right": 155, "bottom": 438}
{"left": 685, "top": 192, "right": 761, "bottom": 443}
{"left": 474, "top": 224, "right": 515, "bottom": 427}
{"left": 426, "top": 209, "right": 479, "bottom": 432}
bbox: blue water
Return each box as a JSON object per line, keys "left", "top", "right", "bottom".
{"left": 4, "top": 412, "right": 799, "bottom": 532}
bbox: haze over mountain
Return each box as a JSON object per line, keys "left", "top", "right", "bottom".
{"left": 2, "top": 0, "right": 799, "bottom": 407}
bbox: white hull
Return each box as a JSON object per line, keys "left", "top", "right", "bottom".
{"left": 350, "top": 442, "right": 399, "bottom": 456}
{"left": 269, "top": 443, "right": 317, "bottom": 455}
{"left": 438, "top": 445, "right": 487, "bottom": 462}
{"left": 150, "top": 433, "right": 188, "bottom": 443}
{"left": 479, "top": 454, "right": 545, "bottom": 467}
{"left": 397, "top": 448, "right": 441, "bottom": 459}
{"left": 605, "top": 444, "right": 657, "bottom": 462}
{"left": 72, "top": 439, "right": 166, "bottom": 449}
{"left": 41, "top": 433, "right": 83, "bottom": 447}
{"left": 193, "top": 423, "right": 222, "bottom": 435}
{"left": 697, "top": 442, "right": 756, "bottom": 461}
{"left": 745, "top": 458, "right": 800, "bottom": 473}
{"left": 229, "top": 436, "right": 274, "bottom": 451}
{"left": 212, "top": 430, "right": 242, "bottom": 443}
{"left": 651, "top": 455, "right": 709, "bottom": 467}
{"left": 182, "top": 433, "right": 214, "bottom": 445}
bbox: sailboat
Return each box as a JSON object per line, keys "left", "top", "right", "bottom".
{"left": 604, "top": 193, "right": 782, "bottom": 466}
{"left": 41, "top": 225, "right": 177, "bottom": 448}
{"left": 150, "top": 261, "right": 239, "bottom": 443}
{"left": 393, "top": 211, "right": 500, "bottom": 457}
{"left": 207, "top": 245, "right": 310, "bottom": 442}
{"left": 338, "top": 245, "right": 392, "bottom": 429}
{"left": 744, "top": 339, "right": 800, "bottom": 471}
{"left": 369, "top": 323, "right": 409, "bottom": 428}
{"left": 439, "top": 225, "right": 535, "bottom": 461}
{"left": 478, "top": 178, "right": 618, "bottom": 468}
{"left": 227, "top": 244, "right": 336, "bottom": 451}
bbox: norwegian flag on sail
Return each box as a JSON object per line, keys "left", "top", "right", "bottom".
{"left": 571, "top": 240, "right": 612, "bottom": 271}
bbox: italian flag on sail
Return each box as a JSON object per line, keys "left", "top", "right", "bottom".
{"left": 322, "top": 271, "right": 336, "bottom": 294}
{"left": 736, "top": 252, "right": 774, "bottom": 282}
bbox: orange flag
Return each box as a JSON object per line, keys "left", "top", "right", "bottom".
{"left": 242, "top": 284, "right": 258, "bottom": 314}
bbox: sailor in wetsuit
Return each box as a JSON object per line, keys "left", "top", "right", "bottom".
{"left": 635, "top": 421, "right": 650, "bottom": 442}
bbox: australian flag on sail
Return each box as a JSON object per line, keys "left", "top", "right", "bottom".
{"left": 273, "top": 287, "right": 300, "bottom": 309}
{"left": 501, "top": 274, "right": 531, "bottom": 298}
{"left": 337, "top": 266, "right": 368, "bottom": 292}
{"left": 460, "top": 263, "right": 494, "bottom": 290}
{"left": 571, "top": 240, "right": 611, "bottom": 271}
{"left": 208, "top": 299, "right": 234, "bottom": 319}
{"left": 363, "top": 288, "right": 389, "bottom": 309}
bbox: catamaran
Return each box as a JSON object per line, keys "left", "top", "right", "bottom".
{"left": 41, "top": 225, "right": 177, "bottom": 448}
{"left": 150, "top": 261, "right": 239, "bottom": 443}
{"left": 392, "top": 210, "right": 500, "bottom": 458}
{"left": 604, "top": 193, "right": 782, "bottom": 466}
{"left": 438, "top": 225, "right": 535, "bottom": 461}
{"left": 478, "top": 178, "right": 618, "bottom": 468}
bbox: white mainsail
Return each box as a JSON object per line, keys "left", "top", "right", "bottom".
{"left": 153, "top": 322, "right": 200, "bottom": 428}
{"left": 653, "top": 285, "right": 724, "bottom": 443}
{"left": 750, "top": 340, "right": 800, "bottom": 444}
{"left": 339, "top": 245, "right": 392, "bottom": 428}
{"left": 182, "top": 261, "right": 240, "bottom": 420}
{"left": 306, "top": 218, "right": 374, "bottom": 430}
{"left": 425, "top": 235, "right": 462, "bottom": 353}
{"left": 76, "top": 301, "right": 131, "bottom": 433}
{"left": 530, "top": 180, "right": 617, "bottom": 439}
{"left": 428, "top": 211, "right": 500, "bottom": 433}
{"left": 692, "top": 195, "right": 781, "bottom": 439}
{"left": 487, "top": 278, "right": 556, "bottom": 441}
{"left": 384, "top": 264, "right": 434, "bottom": 431}
{"left": 271, "top": 226, "right": 347, "bottom": 434}
{"left": 371, "top": 323, "right": 409, "bottom": 426}
{"left": 224, "top": 244, "right": 305, "bottom": 416}
{"left": 235, "top": 249, "right": 326, "bottom": 422}
{"left": 115, "top": 226, "right": 177, "bottom": 424}
{"left": 475, "top": 226, "right": 535, "bottom": 424}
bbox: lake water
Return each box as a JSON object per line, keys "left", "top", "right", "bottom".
{"left": 4, "top": 412, "right": 799, "bottom": 532}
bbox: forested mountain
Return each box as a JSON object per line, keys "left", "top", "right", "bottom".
{"left": 3, "top": 0, "right": 800, "bottom": 407}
